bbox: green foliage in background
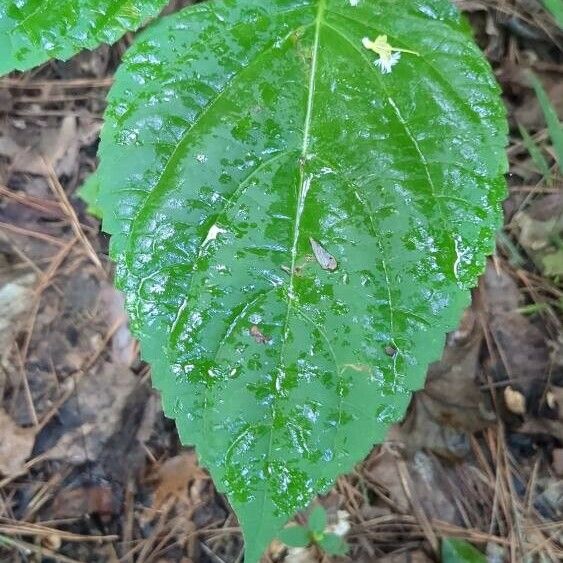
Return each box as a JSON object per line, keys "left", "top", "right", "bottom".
{"left": 542, "top": 0, "right": 563, "bottom": 28}
{"left": 529, "top": 73, "right": 563, "bottom": 172}
{"left": 442, "top": 538, "right": 487, "bottom": 563}
{"left": 0, "top": 0, "right": 168, "bottom": 73}
{"left": 279, "top": 505, "right": 348, "bottom": 556}
{"left": 77, "top": 173, "right": 102, "bottom": 219}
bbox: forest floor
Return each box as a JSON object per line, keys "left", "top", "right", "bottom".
{"left": 0, "top": 1, "right": 562, "bottom": 562}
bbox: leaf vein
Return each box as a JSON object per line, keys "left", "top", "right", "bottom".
{"left": 125, "top": 26, "right": 309, "bottom": 265}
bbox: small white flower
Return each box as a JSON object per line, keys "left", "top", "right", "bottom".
{"left": 362, "top": 34, "right": 419, "bottom": 74}
{"left": 375, "top": 51, "right": 401, "bottom": 74}
{"left": 349, "top": 0, "right": 360, "bottom": 5}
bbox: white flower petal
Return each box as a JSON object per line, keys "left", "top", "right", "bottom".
{"left": 374, "top": 52, "right": 401, "bottom": 74}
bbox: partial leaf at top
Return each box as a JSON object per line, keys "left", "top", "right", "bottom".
{"left": 0, "top": 0, "right": 168, "bottom": 75}
{"left": 97, "top": 0, "right": 507, "bottom": 560}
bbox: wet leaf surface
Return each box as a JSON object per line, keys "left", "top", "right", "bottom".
{"left": 97, "top": 0, "right": 507, "bottom": 557}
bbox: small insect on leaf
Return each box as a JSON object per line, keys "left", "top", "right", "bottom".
{"left": 309, "top": 238, "right": 337, "bottom": 271}
{"left": 250, "top": 325, "right": 270, "bottom": 344}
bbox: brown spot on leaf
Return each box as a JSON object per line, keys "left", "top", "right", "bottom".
{"left": 250, "top": 325, "right": 270, "bottom": 344}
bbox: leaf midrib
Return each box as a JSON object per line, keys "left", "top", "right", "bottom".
{"left": 284, "top": 0, "right": 325, "bottom": 315}
{"left": 251, "top": 0, "right": 327, "bottom": 547}
{"left": 122, "top": 12, "right": 311, "bottom": 268}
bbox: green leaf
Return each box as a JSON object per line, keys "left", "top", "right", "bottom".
{"left": 318, "top": 532, "right": 348, "bottom": 556}
{"left": 0, "top": 0, "right": 168, "bottom": 75}
{"left": 542, "top": 0, "right": 563, "bottom": 28}
{"left": 529, "top": 73, "right": 563, "bottom": 172}
{"left": 442, "top": 538, "right": 487, "bottom": 563}
{"left": 278, "top": 525, "right": 310, "bottom": 548}
{"left": 517, "top": 124, "right": 551, "bottom": 180}
{"left": 97, "top": 0, "right": 507, "bottom": 560}
{"left": 77, "top": 173, "right": 102, "bottom": 219}
{"left": 307, "top": 505, "right": 327, "bottom": 535}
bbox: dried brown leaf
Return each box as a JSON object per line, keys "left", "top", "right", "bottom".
{"left": 154, "top": 452, "right": 208, "bottom": 508}
{"left": 0, "top": 408, "right": 36, "bottom": 477}
{"left": 0, "top": 116, "right": 78, "bottom": 176}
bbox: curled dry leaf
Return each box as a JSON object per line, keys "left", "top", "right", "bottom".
{"left": 0, "top": 271, "right": 37, "bottom": 402}
{"left": 327, "top": 509, "right": 350, "bottom": 537}
{"left": 309, "top": 238, "right": 337, "bottom": 271}
{"left": 98, "top": 282, "right": 136, "bottom": 366}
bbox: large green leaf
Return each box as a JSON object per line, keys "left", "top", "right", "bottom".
{"left": 97, "top": 0, "right": 507, "bottom": 560}
{"left": 0, "top": 0, "right": 168, "bottom": 74}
